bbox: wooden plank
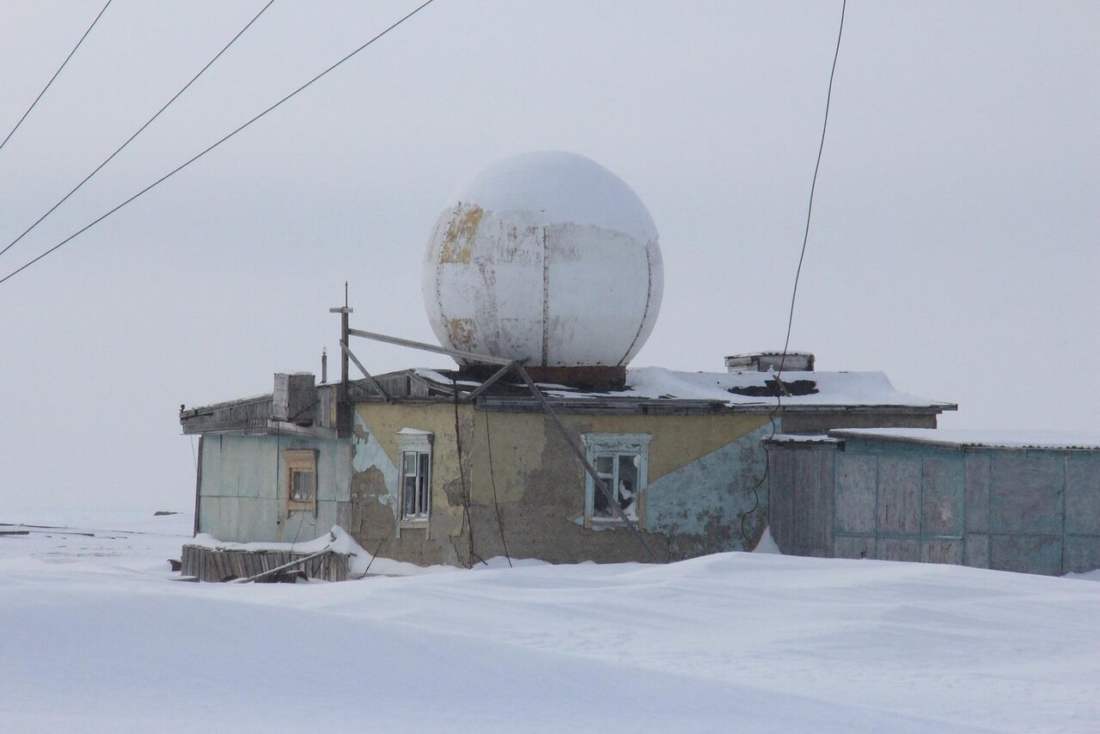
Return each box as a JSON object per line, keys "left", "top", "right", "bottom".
{"left": 235, "top": 548, "right": 333, "bottom": 583}
{"left": 340, "top": 343, "right": 391, "bottom": 401}
{"left": 465, "top": 361, "right": 519, "bottom": 402}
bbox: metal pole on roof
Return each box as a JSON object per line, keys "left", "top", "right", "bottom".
{"left": 513, "top": 364, "right": 655, "bottom": 561}
{"left": 346, "top": 328, "right": 513, "bottom": 367}
{"left": 329, "top": 283, "right": 355, "bottom": 436}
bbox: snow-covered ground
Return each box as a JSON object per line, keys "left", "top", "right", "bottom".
{"left": 2, "top": 512, "right": 1099, "bottom": 733}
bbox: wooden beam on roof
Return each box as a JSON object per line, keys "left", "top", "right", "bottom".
{"left": 513, "top": 364, "right": 655, "bottom": 560}
{"left": 340, "top": 342, "right": 390, "bottom": 402}
{"left": 464, "top": 360, "right": 520, "bottom": 402}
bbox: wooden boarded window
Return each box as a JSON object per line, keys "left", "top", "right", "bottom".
{"left": 284, "top": 449, "right": 317, "bottom": 512}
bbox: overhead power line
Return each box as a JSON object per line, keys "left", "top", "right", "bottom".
{"left": 776, "top": 0, "right": 847, "bottom": 380}
{"left": 0, "top": 0, "right": 276, "bottom": 261}
{"left": 0, "top": 0, "right": 437, "bottom": 287}
{"left": 0, "top": 0, "right": 113, "bottom": 154}
{"left": 744, "top": 0, "right": 846, "bottom": 548}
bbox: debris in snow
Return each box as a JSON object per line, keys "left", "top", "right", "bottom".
{"left": 752, "top": 526, "right": 782, "bottom": 554}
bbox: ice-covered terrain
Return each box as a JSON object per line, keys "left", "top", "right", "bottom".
{"left": 2, "top": 511, "right": 1098, "bottom": 733}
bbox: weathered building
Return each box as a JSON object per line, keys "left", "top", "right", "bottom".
{"left": 181, "top": 363, "right": 953, "bottom": 566}
{"left": 766, "top": 428, "right": 1100, "bottom": 575}
{"left": 179, "top": 150, "right": 983, "bottom": 573}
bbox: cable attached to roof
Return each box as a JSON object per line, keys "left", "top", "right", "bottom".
{"left": 483, "top": 408, "right": 513, "bottom": 567}
{"left": 777, "top": 0, "right": 847, "bottom": 383}
{"left": 0, "top": 0, "right": 276, "bottom": 262}
{"left": 744, "top": 0, "right": 847, "bottom": 548}
{"left": 0, "top": 0, "right": 437, "bottom": 287}
{"left": 0, "top": 0, "right": 113, "bottom": 155}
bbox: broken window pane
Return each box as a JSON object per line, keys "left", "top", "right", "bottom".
{"left": 418, "top": 453, "right": 430, "bottom": 516}
{"left": 618, "top": 455, "right": 638, "bottom": 521}
{"left": 290, "top": 469, "right": 314, "bottom": 502}
{"left": 594, "top": 455, "right": 615, "bottom": 517}
{"left": 401, "top": 450, "right": 431, "bottom": 520}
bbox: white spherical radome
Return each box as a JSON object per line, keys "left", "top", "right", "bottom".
{"left": 422, "top": 151, "right": 663, "bottom": 368}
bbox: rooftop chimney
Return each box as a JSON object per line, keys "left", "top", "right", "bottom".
{"left": 273, "top": 372, "right": 316, "bottom": 424}
{"left": 725, "top": 352, "right": 815, "bottom": 373}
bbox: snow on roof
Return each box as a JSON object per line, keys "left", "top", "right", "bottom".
{"left": 830, "top": 428, "right": 1100, "bottom": 451}
{"left": 610, "top": 367, "right": 953, "bottom": 409}
{"left": 413, "top": 368, "right": 483, "bottom": 387}
{"left": 766, "top": 433, "right": 842, "bottom": 444}
{"left": 412, "top": 365, "right": 953, "bottom": 410}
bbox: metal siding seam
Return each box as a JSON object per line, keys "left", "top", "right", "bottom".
{"left": 918, "top": 452, "right": 925, "bottom": 555}
{"left": 541, "top": 226, "right": 550, "bottom": 366}
{"left": 961, "top": 448, "right": 968, "bottom": 564}
{"left": 193, "top": 434, "right": 205, "bottom": 536}
{"left": 1061, "top": 452, "right": 1068, "bottom": 573}
{"left": 873, "top": 453, "right": 880, "bottom": 558}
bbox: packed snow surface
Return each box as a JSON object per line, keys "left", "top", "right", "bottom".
{"left": 3, "top": 511, "right": 1099, "bottom": 733}
{"left": 833, "top": 427, "right": 1100, "bottom": 450}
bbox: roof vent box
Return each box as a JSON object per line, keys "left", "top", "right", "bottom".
{"left": 273, "top": 372, "right": 316, "bottom": 424}
{"left": 725, "top": 352, "right": 815, "bottom": 373}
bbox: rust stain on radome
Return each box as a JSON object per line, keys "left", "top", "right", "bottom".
{"left": 446, "top": 318, "right": 477, "bottom": 350}
{"left": 438, "top": 205, "right": 484, "bottom": 264}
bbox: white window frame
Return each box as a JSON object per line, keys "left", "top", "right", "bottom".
{"left": 581, "top": 433, "right": 651, "bottom": 528}
{"left": 397, "top": 429, "right": 433, "bottom": 527}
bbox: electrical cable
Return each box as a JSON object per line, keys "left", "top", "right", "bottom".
{"left": 482, "top": 408, "right": 512, "bottom": 567}
{"left": 452, "top": 377, "right": 483, "bottom": 567}
{"left": 0, "top": 0, "right": 113, "bottom": 154}
{"left": 743, "top": 0, "right": 847, "bottom": 547}
{"left": 0, "top": 0, "right": 437, "bottom": 287}
{"left": 0, "top": 0, "right": 276, "bottom": 261}
{"left": 776, "top": 0, "right": 847, "bottom": 382}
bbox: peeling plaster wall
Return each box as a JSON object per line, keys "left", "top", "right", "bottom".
{"left": 350, "top": 403, "right": 470, "bottom": 566}
{"left": 350, "top": 401, "right": 771, "bottom": 565}
{"left": 768, "top": 438, "right": 1100, "bottom": 575}
{"left": 195, "top": 405, "right": 956, "bottom": 567}
{"left": 196, "top": 433, "right": 351, "bottom": 543}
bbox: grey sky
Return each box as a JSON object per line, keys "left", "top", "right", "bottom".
{"left": 1, "top": 1, "right": 1096, "bottom": 513}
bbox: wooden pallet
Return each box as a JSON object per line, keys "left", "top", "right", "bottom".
{"left": 179, "top": 544, "right": 350, "bottom": 582}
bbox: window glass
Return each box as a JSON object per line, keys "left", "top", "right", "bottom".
{"left": 401, "top": 450, "right": 431, "bottom": 520}
{"left": 417, "top": 453, "right": 430, "bottom": 516}
{"left": 617, "top": 455, "right": 638, "bottom": 521}
{"left": 403, "top": 474, "right": 417, "bottom": 516}
{"left": 594, "top": 454, "right": 614, "bottom": 516}
{"left": 583, "top": 435, "right": 650, "bottom": 525}
{"left": 290, "top": 469, "right": 314, "bottom": 502}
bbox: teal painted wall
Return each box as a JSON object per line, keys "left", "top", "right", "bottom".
{"left": 197, "top": 433, "right": 352, "bottom": 543}
{"left": 645, "top": 424, "right": 771, "bottom": 549}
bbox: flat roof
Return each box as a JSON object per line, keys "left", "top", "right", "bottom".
{"left": 830, "top": 428, "right": 1100, "bottom": 451}
{"left": 414, "top": 366, "right": 956, "bottom": 411}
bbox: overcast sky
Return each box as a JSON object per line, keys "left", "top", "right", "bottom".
{"left": 1, "top": 1, "right": 1096, "bottom": 515}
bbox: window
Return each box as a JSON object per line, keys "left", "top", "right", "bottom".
{"left": 397, "top": 429, "right": 433, "bottom": 523}
{"left": 284, "top": 449, "right": 317, "bottom": 511}
{"left": 582, "top": 434, "right": 651, "bottom": 526}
